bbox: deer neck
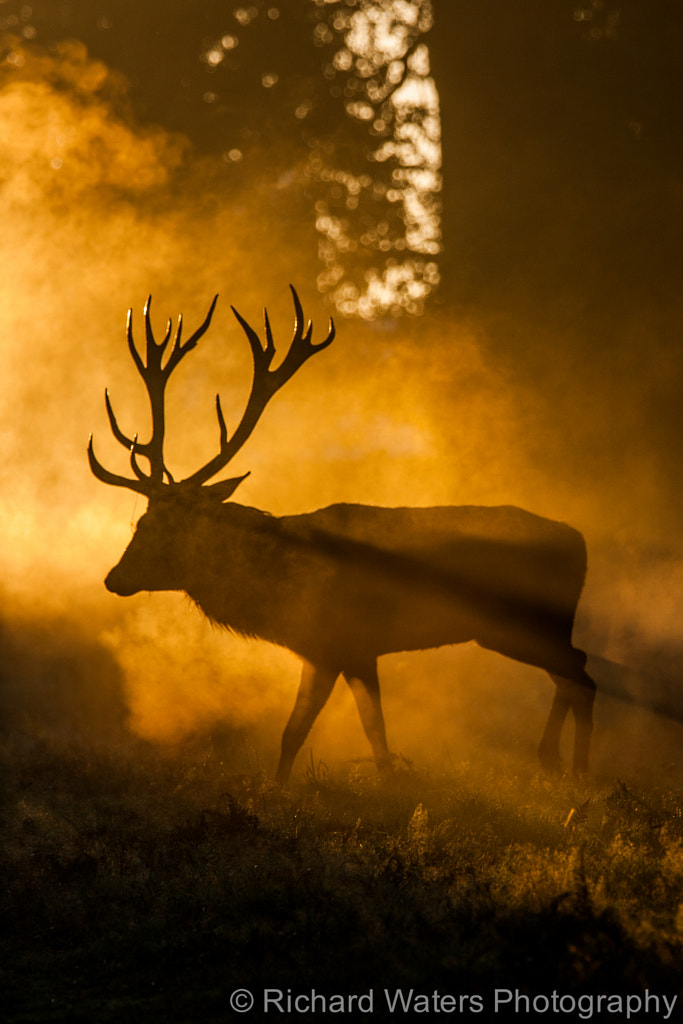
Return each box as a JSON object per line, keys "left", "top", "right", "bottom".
{"left": 182, "top": 503, "right": 288, "bottom": 637}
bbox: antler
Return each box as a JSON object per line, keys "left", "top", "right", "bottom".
{"left": 88, "top": 295, "right": 218, "bottom": 495}
{"left": 183, "top": 285, "right": 335, "bottom": 488}
{"left": 88, "top": 286, "right": 335, "bottom": 499}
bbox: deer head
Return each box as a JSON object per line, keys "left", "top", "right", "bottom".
{"left": 89, "top": 286, "right": 335, "bottom": 594}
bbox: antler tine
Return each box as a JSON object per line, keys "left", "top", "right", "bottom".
{"left": 143, "top": 295, "right": 154, "bottom": 349}
{"left": 230, "top": 304, "right": 275, "bottom": 372}
{"left": 104, "top": 388, "right": 136, "bottom": 451}
{"left": 161, "top": 318, "right": 174, "bottom": 350}
{"left": 143, "top": 295, "right": 163, "bottom": 358}
{"left": 126, "top": 307, "right": 145, "bottom": 378}
{"left": 164, "top": 294, "right": 218, "bottom": 377}
{"left": 263, "top": 306, "right": 276, "bottom": 361}
{"left": 142, "top": 296, "right": 178, "bottom": 368}
{"left": 182, "top": 286, "right": 335, "bottom": 488}
{"left": 87, "top": 435, "right": 152, "bottom": 496}
{"left": 215, "top": 394, "right": 229, "bottom": 449}
{"left": 290, "top": 284, "right": 306, "bottom": 341}
{"left": 129, "top": 436, "right": 150, "bottom": 482}
{"left": 275, "top": 285, "right": 335, "bottom": 383}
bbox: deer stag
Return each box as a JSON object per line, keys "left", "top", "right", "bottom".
{"left": 89, "top": 286, "right": 595, "bottom": 782}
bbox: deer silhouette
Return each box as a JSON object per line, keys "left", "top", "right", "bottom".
{"left": 89, "top": 287, "right": 595, "bottom": 783}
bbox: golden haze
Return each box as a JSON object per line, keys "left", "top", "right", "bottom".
{"left": 0, "top": 37, "right": 680, "bottom": 781}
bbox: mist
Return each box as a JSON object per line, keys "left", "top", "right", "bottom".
{"left": 1, "top": 17, "right": 681, "bottom": 784}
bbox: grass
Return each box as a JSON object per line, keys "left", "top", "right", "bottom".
{"left": 2, "top": 734, "right": 682, "bottom": 1022}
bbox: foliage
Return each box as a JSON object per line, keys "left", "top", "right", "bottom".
{"left": 2, "top": 735, "right": 682, "bottom": 1022}
{"left": 2, "top": 0, "right": 440, "bottom": 318}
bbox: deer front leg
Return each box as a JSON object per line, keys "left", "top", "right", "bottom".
{"left": 276, "top": 661, "right": 337, "bottom": 785}
{"left": 343, "top": 660, "right": 393, "bottom": 773}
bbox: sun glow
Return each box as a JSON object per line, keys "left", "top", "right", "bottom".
{"left": 313, "top": 0, "right": 441, "bottom": 318}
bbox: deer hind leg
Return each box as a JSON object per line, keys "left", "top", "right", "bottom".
{"left": 538, "top": 681, "right": 571, "bottom": 771}
{"left": 566, "top": 667, "right": 595, "bottom": 774}
{"left": 541, "top": 666, "right": 596, "bottom": 775}
{"left": 343, "top": 660, "right": 393, "bottom": 773}
{"left": 276, "top": 661, "right": 338, "bottom": 785}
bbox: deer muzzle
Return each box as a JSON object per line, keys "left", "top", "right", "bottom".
{"left": 104, "top": 565, "right": 141, "bottom": 597}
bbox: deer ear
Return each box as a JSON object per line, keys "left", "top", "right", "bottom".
{"left": 204, "top": 472, "right": 250, "bottom": 502}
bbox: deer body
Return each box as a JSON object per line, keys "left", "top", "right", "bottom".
{"left": 90, "top": 289, "right": 595, "bottom": 782}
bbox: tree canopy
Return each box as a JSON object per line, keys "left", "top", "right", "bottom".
{"left": 2, "top": 0, "right": 682, "bottom": 324}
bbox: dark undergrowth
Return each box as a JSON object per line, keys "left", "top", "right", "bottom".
{"left": 1, "top": 735, "right": 682, "bottom": 1023}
